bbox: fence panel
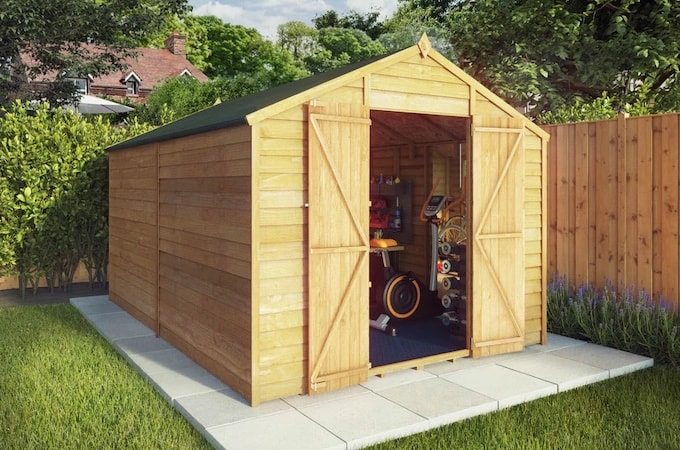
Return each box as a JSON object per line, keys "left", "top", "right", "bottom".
{"left": 544, "top": 113, "right": 680, "bottom": 314}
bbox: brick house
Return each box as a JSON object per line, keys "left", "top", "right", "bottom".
{"left": 85, "top": 33, "right": 209, "bottom": 103}
{"left": 24, "top": 33, "right": 209, "bottom": 104}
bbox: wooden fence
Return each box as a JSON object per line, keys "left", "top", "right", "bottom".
{"left": 543, "top": 113, "right": 680, "bottom": 314}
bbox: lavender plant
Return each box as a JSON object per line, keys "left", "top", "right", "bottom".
{"left": 548, "top": 276, "right": 680, "bottom": 366}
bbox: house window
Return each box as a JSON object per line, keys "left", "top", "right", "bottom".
{"left": 126, "top": 80, "right": 139, "bottom": 95}
{"left": 69, "top": 78, "right": 88, "bottom": 94}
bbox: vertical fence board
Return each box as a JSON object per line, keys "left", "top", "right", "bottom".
{"left": 594, "top": 120, "right": 617, "bottom": 287}
{"left": 587, "top": 123, "right": 598, "bottom": 282}
{"left": 617, "top": 114, "right": 628, "bottom": 288}
{"left": 655, "top": 115, "right": 679, "bottom": 303}
{"left": 544, "top": 113, "right": 680, "bottom": 314}
{"left": 555, "top": 126, "right": 571, "bottom": 276}
{"left": 546, "top": 125, "right": 558, "bottom": 277}
{"left": 573, "top": 123, "right": 590, "bottom": 282}
{"left": 624, "top": 116, "right": 638, "bottom": 288}
{"left": 636, "top": 117, "right": 654, "bottom": 293}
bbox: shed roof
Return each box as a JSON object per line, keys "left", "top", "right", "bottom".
{"left": 107, "top": 54, "right": 388, "bottom": 151}
{"left": 108, "top": 34, "right": 549, "bottom": 152}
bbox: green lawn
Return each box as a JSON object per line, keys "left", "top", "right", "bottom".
{"left": 0, "top": 304, "right": 212, "bottom": 449}
{"left": 2, "top": 304, "right": 679, "bottom": 450}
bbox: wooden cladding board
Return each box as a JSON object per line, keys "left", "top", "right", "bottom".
{"left": 369, "top": 55, "right": 471, "bottom": 116}
{"left": 155, "top": 126, "right": 255, "bottom": 404}
{"left": 109, "top": 145, "right": 158, "bottom": 330}
{"left": 254, "top": 110, "right": 308, "bottom": 404}
{"left": 544, "top": 114, "right": 679, "bottom": 314}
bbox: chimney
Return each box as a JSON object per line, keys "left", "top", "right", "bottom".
{"left": 164, "top": 32, "right": 186, "bottom": 56}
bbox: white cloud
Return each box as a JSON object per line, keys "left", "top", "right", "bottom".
{"left": 191, "top": 0, "right": 333, "bottom": 40}
{"left": 189, "top": 0, "right": 399, "bottom": 40}
{"left": 344, "top": 0, "right": 399, "bottom": 18}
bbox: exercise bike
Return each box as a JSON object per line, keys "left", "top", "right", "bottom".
{"left": 369, "top": 191, "right": 450, "bottom": 334}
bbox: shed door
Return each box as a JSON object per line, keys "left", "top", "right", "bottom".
{"left": 307, "top": 102, "right": 371, "bottom": 394}
{"left": 471, "top": 116, "right": 526, "bottom": 357}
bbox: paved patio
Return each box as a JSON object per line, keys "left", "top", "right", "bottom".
{"left": 71, "top": 295, "right": 653, "bottom": 450}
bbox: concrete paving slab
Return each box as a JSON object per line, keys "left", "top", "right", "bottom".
{"left": 70, "top": 295, "right": 119, "bottom": 315}
{"left": 528, "top": 333, "right": 589, "bottom": 352}
{"left": 176, "top": 388, "right": 291, "bottom": 430}
{"left": 423, "top": 350, "right": 530, "bottom": 376}
{"left": 84, "top": 311, "right": 155, "bottom": 341}
{"left": 205, "top": 409, "right": 346, "bottom": 450}
{"left": 114, "top": 335, "right": 174, "bottom": 355}
{"left": 124, "top": 347, "right": 196, "bottom": 375}
{"left": 145, "top": 364, "right": 227, "bottom": 402}
{"left": 442, "top": 364, "right": 558, "bottom": 408}
{"left": 499, "top": 352, "right": 610, "bottom": 392}
{"left": 283, "top": 384, "right": 368, "bottom": 409}
{"left": 551, "top": 342, "right": 655, "bottom": 377}
{"left": 361, "top": 367, "right": 437, "bottom": 391}
{"left": 297, "top": 391, "right": 429, "bottom": 449}
{"left": 376, "top": 377, "right": 498, "bottom": 426}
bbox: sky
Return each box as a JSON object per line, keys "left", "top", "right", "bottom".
{"left": 188, "top": 0, "right": 399, "bottom": 41}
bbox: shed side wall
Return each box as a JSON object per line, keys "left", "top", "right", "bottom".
{"left": 109, "top": 144, "right": 158, "bottom": 330}
{"left": 156, "top": 126, "right": 254, "bottom": 403}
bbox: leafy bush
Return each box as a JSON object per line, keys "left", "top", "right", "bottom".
{"left": 548, "top": 276, "right": 680, "bottom": 366}
{"left": 0, "top": 101, "right": 153, "bottom": 295}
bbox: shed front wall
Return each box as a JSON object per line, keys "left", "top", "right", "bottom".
{"left": 251, "top": 49, "right": 547, "bottom": 403}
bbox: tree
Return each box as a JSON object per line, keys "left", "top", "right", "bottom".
{"left": 313, "top": 9, "right": 385, "bottom": 40}
{"left": 132, "top": 76, "right": 219, "bottom": 125}
{"left": 189, "top": 18, "right": 307, "bottom": 84}
{"left": 446, "top": 0, "right": 680, "bottom": 117}
{"left": 277, "top": 21, "right": 319, "bottom": 61}
{"left": 380, "top": 5, "right": 454, "bottom": 59}
{"left": 303, "top": 28, "right": 386, "bottom": 74}
{"left": 397, "top": 0, "right": 459, "bottom": 24}
{"left": 0, "top": 0, "right": 190, "bottom": 107}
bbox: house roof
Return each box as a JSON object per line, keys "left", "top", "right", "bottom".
{"left": 93, "top": 47, "right": 208, "bottom": 90}
{"left": 107, "top": 53, "right": 388, "bottom": 151}
{"left": 21, "top": 37, "right": 208, "bottom": 92}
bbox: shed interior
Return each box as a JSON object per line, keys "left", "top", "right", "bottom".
{"left": 367, "top": 110, "right": 470, "bottom": 369}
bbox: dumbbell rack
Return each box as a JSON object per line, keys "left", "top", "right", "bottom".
{"left": 437, "top": 241, "right": 466, "bottom": 336}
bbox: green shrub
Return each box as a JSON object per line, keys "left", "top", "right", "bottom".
{"left": 0, "top": 101, "right": 153, "bottom": 295}
{"left": 548, "top": 276, "right": 680, "bottom": 366}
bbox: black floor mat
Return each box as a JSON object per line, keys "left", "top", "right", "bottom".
{"left": 369, "top": 317, "right": 465, "bottom": 367}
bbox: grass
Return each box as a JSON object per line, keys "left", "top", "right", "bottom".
{"left": 2, "top": 304, "right": 679, "bottom": 450}
{"left": 367, "top": 365, "right": 680, "bottom": 449}
{"left": 0, "top": 304, "right": 212, "bottom": 449}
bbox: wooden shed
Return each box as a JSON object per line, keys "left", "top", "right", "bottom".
{"left": 107, "top": 35, "right": 550, "bottom": 406}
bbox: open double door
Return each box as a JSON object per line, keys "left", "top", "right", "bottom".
{"left": 307, "top": 102, "right": 526, "bottom": 394}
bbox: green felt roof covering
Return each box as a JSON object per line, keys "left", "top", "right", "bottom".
{"left": 107, "top": 54, "right": 389, "bottom": 151}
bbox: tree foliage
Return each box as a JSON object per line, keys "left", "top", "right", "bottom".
{"left": 277, "top": 21, "right": 319, "bottom": 61}
{"left": 303, "top": 28, "right": 386, "bottom": 74}
{"left": 380, "top": 5, "right": 454, "bottom": 59}
{"left": 313, "top": 9, "right": 385, "bottom": 40}
{"left": 0, "top": 0, "right": 190, "bottom": 107}
{"left": 445, "top": 0, "right": 680, "bottom": 117}
{"left": 132, "top": 76, "right": 219, "bottom": 125}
